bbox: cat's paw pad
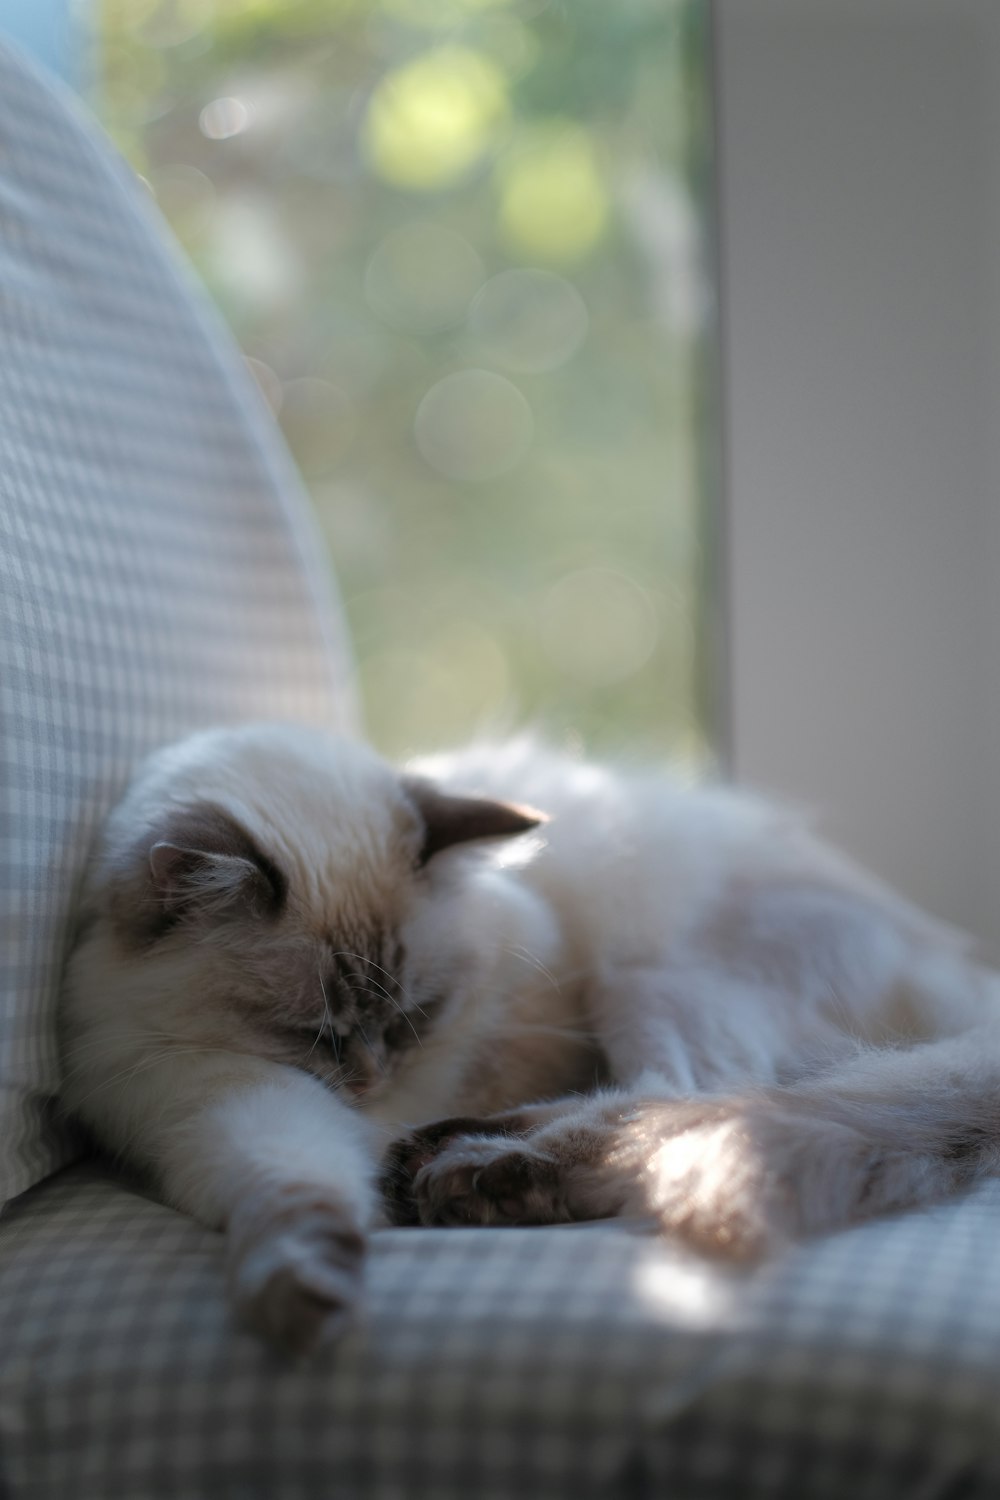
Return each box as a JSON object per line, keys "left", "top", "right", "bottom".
{"left": 381, "top": 1116, "right": 525, "bottom": 1225}
{"left": 227, "top": 1195, "right": 366, "bottom": 1354}
{"left": 414, "top": 1140, "right": 565, "bottom": 1227}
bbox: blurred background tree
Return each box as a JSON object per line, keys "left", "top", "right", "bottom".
{"left": 97, "top": 0, "right": 713, "bottom": 763}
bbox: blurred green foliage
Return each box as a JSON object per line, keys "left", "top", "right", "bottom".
{"left": 98, "top": 0, "right": 712, "bottom": 762}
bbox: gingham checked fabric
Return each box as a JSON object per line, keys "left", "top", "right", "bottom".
{"left": 0, "top": 37, "right": 357, "bottom": 1208}
{"left": 1, "top": 1160, "right": 999, "bottom": 1498}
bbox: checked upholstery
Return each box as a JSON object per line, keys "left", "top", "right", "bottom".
{"left": 0, "top": 38, "right": 355, "bottom": 1210}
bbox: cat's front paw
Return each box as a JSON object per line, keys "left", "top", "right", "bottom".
{"left": 382, "top": 1115, "right": 532, "bottom": 1225}
{"left": 384, "top": 1105, "right": 634, "bottom": 1228}
{"left": 227, "top": 1187, "right": 366, "bottom": 1354}
{"left": 415, "top": 1139, "right": 567, "bottom": 1227}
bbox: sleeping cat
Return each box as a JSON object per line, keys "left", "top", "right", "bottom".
{"left": 60, "top": 724, "right": 1000, "bottom": 1351}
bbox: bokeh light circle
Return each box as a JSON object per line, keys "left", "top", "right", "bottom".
{"left": 199, "top": 97, "right": 251, "bottom": 140}
{"left": 538, "top": 567, "right": 659, "bottom": 686}
{"left": 498, "top": 124, "right": 608, "bottom": 262}
{"left": 363, "top": 47, "right": 508, "bottom": 190}
{"left": 415, "top": 369, "right": 533, "bottom": 481}
{"left": 469, "top": 268, "right": 589, "bottom": 372}
{"left": 365, "top": 222, "right": 485, "bottom": 334}
{"left": 205, "top": 196, "right": 299, "bottom": 308}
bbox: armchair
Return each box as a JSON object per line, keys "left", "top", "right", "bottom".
{"left": 1, "top": 37, "right": 998, "bottom": 1499}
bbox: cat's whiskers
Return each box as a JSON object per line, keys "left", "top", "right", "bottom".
{"left": 340, "top": 979, "right": 423, "bottom": 1047}
{"left": 331, "top": 1063, "right": 363, "bottom": 1089}
{"left": 334, "top": 948, "right": 431, "bottom": 1029}
{"left": 343, "top": 967, "right": 407, "bottom": 1015}
{"left": 502, "top": 948, "right": 593, "bottom": 995}
{"left": 503, "top": 944, "right": 562, "bottom": 992}
{"left": 313, "top": 965, "right": 340, "bottom": 1062}
{"left": 331, "top": 950, "right": 412, "bottom": 1006}
{"left": 353, "top": 1020, "right": 387, "bottom": 1077}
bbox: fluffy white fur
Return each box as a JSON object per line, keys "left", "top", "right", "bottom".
{"left": 60, "top": 725, "right": 1000, "bottom": 1350}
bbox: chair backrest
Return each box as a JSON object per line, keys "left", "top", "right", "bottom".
{"left": 0, "top": 38, "right": 358, "bottom": 1209}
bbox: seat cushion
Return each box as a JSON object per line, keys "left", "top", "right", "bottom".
{"left": 1, "top": 1165, "right": 999, "bottom": 1498}
{"left": 0, "top": 39, "right": 357, "bottom": 1207}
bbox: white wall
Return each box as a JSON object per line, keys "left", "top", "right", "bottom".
{"left": 980, "top": 9, "right": 1000, "bottom": 951}
{"left": 715, "top": 0, "right": 998, "bottom": 943}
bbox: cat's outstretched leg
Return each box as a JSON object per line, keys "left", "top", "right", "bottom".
{"left": 391, "top": 1026, "right": 1000, "bottom": 1250}
{"left": 66, "top": 1048, "right": 379, "bottom": 1352}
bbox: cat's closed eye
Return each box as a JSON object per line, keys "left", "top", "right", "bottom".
{"left": 287, "top": 1025, "right": 342, "bottom": 1062}
{"left": 382, "top": 990, "right": 448, "bottom": 1054}
{"left": 382, "top": 1011, "right": 422, "bottom": 1052}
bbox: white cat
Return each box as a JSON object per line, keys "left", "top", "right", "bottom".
{"left": 60, "top": 724, "right": 1000, "bottom": 1351}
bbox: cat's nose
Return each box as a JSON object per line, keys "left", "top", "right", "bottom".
{"left": 345, "top": 1078, "right": 368, "bottom": 1098}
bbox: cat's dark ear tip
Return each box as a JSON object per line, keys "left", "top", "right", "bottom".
{"left": 403, "top": 777, "right": 550, "bottom": 864}
{"left": 512, "top": 803, "right": 549, "bottom": 829}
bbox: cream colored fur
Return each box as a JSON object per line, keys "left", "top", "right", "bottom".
{"left": 60, "top": 725, "right": 1000, "bottom": 1350}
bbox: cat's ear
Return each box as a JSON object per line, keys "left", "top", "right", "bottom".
{"left": 112, "top": 802, "right": 286, "bottom": 945}
{"left": 403, "top": 777, "right": 547, "bottom": 866}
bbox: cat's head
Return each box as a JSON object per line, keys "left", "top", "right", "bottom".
{"left": 92, "top": 725, "right": 552, "bottom": 1109}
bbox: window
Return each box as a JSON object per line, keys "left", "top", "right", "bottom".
{"left": 97, "top": 0, "right": 716, "bottom": 762}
